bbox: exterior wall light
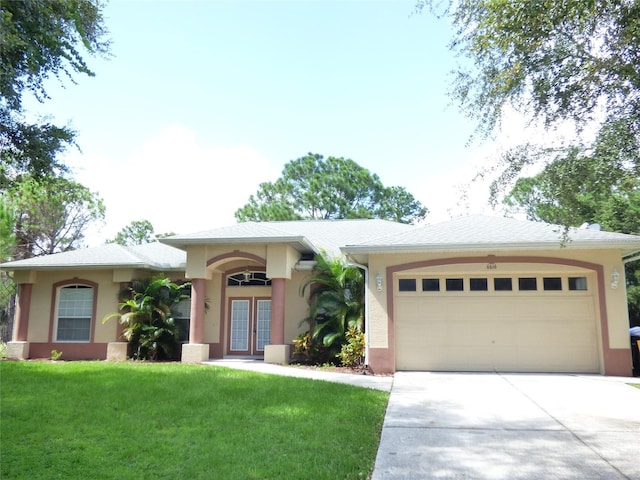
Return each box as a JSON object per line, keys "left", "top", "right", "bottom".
{"left": 376, "top": 273, "right": 383, "bottom": 292}
{"left": 611, "top": 269, "right": 620, "bottom": 289}
{"left": 243, "top": 269, "right": 252, "bottom": 282}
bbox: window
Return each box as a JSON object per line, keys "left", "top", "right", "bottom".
{"left": 422, "top": 278, "right": 440, "bottom": 292}
{"left": 227, "top": 271, "right": 271, "bottom": 286}
{"left": 543, "top": 277, "right": 562, "bottom": 291}
{"left": 172, "top": 297, "right": 191, "bottom": 342}
{"left": 445, "top": 278, "right": 464, "bottom": 291}
{"left": 398, "top": 279, "right": 417, "bottom": 292}
{"left": 470, "top": 278, "right": 488, "bottom": 291}
{"left": 518, "top": 277, "right": 537, "bottom": 291}
{"left": 56, "top": 285, "right": 93, "bottom": 342}
{"left": 494, "top": 278, "right": 513, "bottom": 291}
{"left": 569, "top": 277, "right": 588, "bottom": 291}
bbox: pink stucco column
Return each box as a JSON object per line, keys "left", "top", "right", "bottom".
{"left": 270, "top": 278, "right": 285, "bottom": 345}
{"left": 13, "top": 283, "right": 32, "bottom": 342}
{"left": 189, "top": 278, "right": 206, "bottom": 344}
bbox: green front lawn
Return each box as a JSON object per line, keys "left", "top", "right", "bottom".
{"left": 0, "top": 361, "right": 388, "bottom": 480}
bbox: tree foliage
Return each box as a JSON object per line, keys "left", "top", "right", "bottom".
{"left": 0, "top": 0, "right": 109, "bottom": 186}
{"left": 108, "top": 220, "right": 155, "bottom": 246}
{"left": 298, "top": 252, "right": 365, "bottom": 364}
{"left": 107, "top": 220, "right": 177, "bottom": 246}
{"left": 235, "top": 153, "right": 427, "bottom": 224}
{"left": 0, "top": 197, "right": 15, "bottom": 262}
{"left": 503, "top": 138, "right": 640, "bottom": 326}
{"left": 418, "top": 0, "right": 639, "bottom": 210}
{"left": 5, "top": 175, "right": 105, "bottom": 259}
{"left": 104, "top": 275, "right": 190, "bottom": 361}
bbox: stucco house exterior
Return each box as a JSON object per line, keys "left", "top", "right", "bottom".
{"left": 2, "top": 215, "right": 640, "bottom": 376}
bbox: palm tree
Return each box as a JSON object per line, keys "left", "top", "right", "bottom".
{"left": 300, "top": 252, "right": 364, "bottom": 362}
{"left": 104, "top": 275, "right": 190, "bottom": 360}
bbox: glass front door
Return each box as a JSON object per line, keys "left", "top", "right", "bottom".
{"left": 229, "top": 298, "right": 271, "bottom": 355}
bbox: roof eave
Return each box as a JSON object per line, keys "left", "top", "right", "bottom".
{"left": 161, "top": 236, "right": 318, "bottom": 253}
{"left": 0, "top": 263, "right": 186, "bottom": 272}
{"left": 342, "top": 241, "right": 640, "bottom": 255}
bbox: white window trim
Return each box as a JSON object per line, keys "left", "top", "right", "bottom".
{"left": 54, "top": 284, "right": 94, "bottom": 343}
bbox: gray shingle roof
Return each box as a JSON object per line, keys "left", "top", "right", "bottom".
{"left": 162, "top": 219, "right": 414, "bottom": 258}
{"left": 342, "top": 215, "right": 640, "bottom": 255}
{"left": 0, "top": 242, "right": 186, "bottom": 271}
{"left": 3, "top": 216, "right": 637, "bottom": 271}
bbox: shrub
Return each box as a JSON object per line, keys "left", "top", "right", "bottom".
{"left": 336, "top": 327, "right": 365, "bottom": 368}
{"left": 103, "top": 275, "right": 190, "bottom": 361}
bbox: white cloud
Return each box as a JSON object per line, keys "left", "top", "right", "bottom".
{"left": 412, "top": 107, "right": 574, "bottom": 224}
{"left": 68, "top": 124, "right": 279, "bottom": 246}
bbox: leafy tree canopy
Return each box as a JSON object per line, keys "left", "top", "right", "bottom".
{"left": 503, "top": 131, "right": 640, "bottom": 325}
{"left": 107, "top": 219, "right": 176, "bottom": 246}
{"left": 235, "top": 153, "right": 428, "bottom": 224}
{"left": 0, "top": 197, "right": 15, "bottom": 261}
{"left": 1, "top": 0, "right": 109, "bottom": 111}
{"left": 0, "top": 0, "right": 109, "bottom": 186}
{"left": 5, "top": 175, "right": 105, "bottom": 259}
{"left": 418, "top": 0, "right": 639, "bottom": 210}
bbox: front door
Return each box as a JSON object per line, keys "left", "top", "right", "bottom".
{"left": 228, "top": 298, "right": 271, "bottom": 356}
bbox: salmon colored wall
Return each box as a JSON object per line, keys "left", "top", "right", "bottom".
{"left": 203, "top": 272, "right": 222, "bottom": 344}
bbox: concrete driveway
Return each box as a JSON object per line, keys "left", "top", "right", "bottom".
{"left": 372, "top": 372, "right": 640, "bottom": 480}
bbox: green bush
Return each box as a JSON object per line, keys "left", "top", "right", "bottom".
{"left": 103, "top": 275, "right": 190, "bottom": 361}
{"left": 336, "top": 327, "right": 365, "bottom": 368}
{"left": 292, "top": 331, "right": 336, "bottom": 365}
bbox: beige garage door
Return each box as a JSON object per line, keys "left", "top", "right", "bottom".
{"left": 394, "top": 274, "right": 600, "bottom": 372}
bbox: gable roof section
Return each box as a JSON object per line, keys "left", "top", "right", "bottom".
{"left": 342, "top": 215, "right": 640, "bottom": 256}
{"left": 161, "top": 219, "right": 414, "bottom": 258}
{"left": 0, "top": 242, "right": 186, "bottom": 271}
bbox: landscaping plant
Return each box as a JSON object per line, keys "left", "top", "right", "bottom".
{"left": 103, "top": 274, "right": 190, "bottom": 360}
{"left": 337, "top": 326, "right": 366, "bottom": 368}
{"left": 299, "top": 253, "right": 365, "bottom": 365}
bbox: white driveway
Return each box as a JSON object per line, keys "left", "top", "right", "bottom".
{"left": 373, "top": 372, "right": 640, "bottom": 480}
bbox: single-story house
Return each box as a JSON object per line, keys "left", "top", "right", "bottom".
{"left": 2, "top": 215, "right": 640, "bottom": 376}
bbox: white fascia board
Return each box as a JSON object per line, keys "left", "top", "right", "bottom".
{"left": 161, "top": 236, "right": 318, "bottom": 253}
{"left": 342, "top": 241, "right": 640, "bottom": 255}
{"left": 0, "top": 263, "right": 185, "bottom": 272}
{"left": 623, "top": 250, "right": 640, "bottom": 263}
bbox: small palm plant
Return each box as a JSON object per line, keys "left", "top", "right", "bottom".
{"left": 104, "top": 275, "right": 190, "bottom": 360}
{"left": 299, "top": 252, "right": 364, "bottom": 364}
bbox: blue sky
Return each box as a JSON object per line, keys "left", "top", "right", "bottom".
{"left": 25, "top": 0, "right": 514, "bottom": 245}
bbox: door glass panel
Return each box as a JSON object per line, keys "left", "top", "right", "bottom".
{"left": 255, "top": 300, "right": 271, "bottom": 352}
{"left": 230, "top": 300, "right": 249, "bottom": 351}
{"left": 569, "top": 277, "right": 587, "bottom": 291}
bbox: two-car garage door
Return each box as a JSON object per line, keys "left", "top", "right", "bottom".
{"left": 394, "top": 272, "right": 600, "bottom": 373}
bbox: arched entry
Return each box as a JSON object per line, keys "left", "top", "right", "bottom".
{"left": 226, "top": 271, "right": 272, "bottom": 356}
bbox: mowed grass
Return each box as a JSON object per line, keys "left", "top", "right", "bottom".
{"left": 0, "top": 361, "right": 389, "bottom": 480}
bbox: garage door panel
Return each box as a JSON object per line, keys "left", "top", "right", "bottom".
{"left": 395, "top": 287, "right": 599, "bottom": 373}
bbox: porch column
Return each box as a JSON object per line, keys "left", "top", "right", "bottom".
{"left": 270, "top": 277, "right": 285, "bottom": 344}
{"left": 106, "top": 281, "right": 130, "bottom": 362}
{"left": 265, "top": 277, "right": 289, "bottom": 364}
{"left": 182, "top": 278, "right": 209, "bottom": 363}
{"left": 7, "top": 283, "right": 32, "bottom": 360}
{"left": 189, "top": 278, "right": 206, "bottom": 344}
{"left": 14, "top": 283, "right": 31, "bottom": 341}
